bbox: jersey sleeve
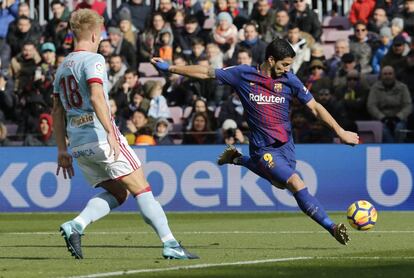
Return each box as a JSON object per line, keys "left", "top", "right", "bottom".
{"left": 84, "top": 55, "right": 106, "bottom": 85}
{"left": 289, "top": 73, "right": 313, "bottom": 104}
{"left": 215, "top": 65, "right": 243, "bottom": 88}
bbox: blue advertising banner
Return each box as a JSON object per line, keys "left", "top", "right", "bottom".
{"left": 0, "top": 145, "right": 413, "bottom": 212}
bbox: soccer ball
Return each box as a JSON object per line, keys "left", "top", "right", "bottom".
{"left": 347, "top": 200, "right": 377, "bottom": 230}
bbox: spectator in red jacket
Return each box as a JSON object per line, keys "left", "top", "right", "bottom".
{"left": 349, "top": 0, "right": 376, "bottom": 25}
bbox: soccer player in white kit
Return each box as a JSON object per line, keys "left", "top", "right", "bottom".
{"left": 52, "top": 9, "right": 198, "bottom": 260}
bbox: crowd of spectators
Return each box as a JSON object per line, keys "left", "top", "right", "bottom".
{"left": 0, "top": 0, "right": 414, "bottom": 146}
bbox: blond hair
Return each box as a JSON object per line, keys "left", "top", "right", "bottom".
{"left": 70, "top": 9, "right": 104, "bottom": 41}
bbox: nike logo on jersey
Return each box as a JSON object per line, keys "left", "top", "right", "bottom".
{"left": 249, "top": 93, "right": 286, "bottom": 104}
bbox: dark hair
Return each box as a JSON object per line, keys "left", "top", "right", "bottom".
{"left": 125, "top": 68, "right": 139, "bottom": 77}
{"left": 191, "top": 112, "right": 210, "bottom": 132}
{"left": 237, "top": 47, "right": 252, "bottom": 58}
{"left": 132, "top": 108, "right": 148, "bottom": 118}
{"left": 243, "top": 21, "right": 259, "bottom": 32}
{"left": 265, "top": 38, "right": 296, "bottom": 60}
{"left": 191, "top": 37, "right": 205, "bottom": 47}
{"left": 184, "top": 14, "right": 198, "bottom": 25}
{"left": 287, "top": 22, "right": 300, "bottom": 31}
{"left": 109, "top": 54, "right": 123, "bottom": 61}
{"left": 17, "top": 15, "right": 31, "bottom": 22}
{"left": 50, "top": 0, "right": 65, "bottom": 7}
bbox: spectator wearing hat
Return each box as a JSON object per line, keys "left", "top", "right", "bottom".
{"left": 401, "top": 0, "right": 414, "bottom": 37}
{"left": 118, "top": 9, "right": 138, "bottom": 48}
{"left": 212, "top": 12, "right": 238, "bottom": 62}
{"left": 304, "top": 59, "right": 331, "bottom": 95}
{"left": 335, "top": 69, "right": 371, "bottom": 121}
{"left": 381, "top": 34, "right": 409, "bottom": 79}
{"left": 34, "top": 42, "right": 57, "bottom": 109}
{"left": 391, "top": 17, "right": 405, "bottom": 38}
{"left": 154, "top": 117, "right": 174, "bottom": 145}
{"left": 289, "top": 0, "right": 322, "bottom": 41}
{"left": 250, "top": 0, "right": 275, "bottom": 36}
{"left": 372, "top": 27, "right": 393, "bottom": 73}
{"left": 143, "top": 80, "right": 170, "bottom": 120}
{"left": 216, "top": 118, "right": 248, "bottom": 145}
{"left": 333, "top": 53, "right": 361, "bottom": 88}
{"left": 367, "top": 8, "right": 389, "bottom": 34}
{"left": 367, "top": 65, "right": 412, "bottom": 142}
{"left": 230, "top": 21, "right": 267, "bottom": 66}
{"left": 156, "top": 28, "right": 174, "bottom": 64}
{"left": 108, "top": 26, "right": 136, "bottom": 70}
{"left": 43, "top": 0, "right": 71, "bottom": 49}
{"left": 23, "top": 113, "right": 55, "bottom": 146}
{"left": 112, "top": 0, "right": 151, "bottom": 33}
{"left": 297, "top": 43, "right": 326, "bottom": 82}
{"left": 326, "top": 39, "right": 350, "bottom": 79}
{"left": 349, "top": 0, "right": 376, "bottom": 25}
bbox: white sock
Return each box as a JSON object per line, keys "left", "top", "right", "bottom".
{"left": 73, "top": 191, "right": 119, "bottom": 231}
{"left": 136, "top": 190, "right": 176, "bottom": 243}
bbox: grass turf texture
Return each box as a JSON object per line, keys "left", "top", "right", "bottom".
{"left": 0, "top": 212, "right": 413, "bottom": 278}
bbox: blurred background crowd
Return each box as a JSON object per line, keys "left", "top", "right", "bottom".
{"left": 0, "top": 0, "right": 414, "bottom": 147}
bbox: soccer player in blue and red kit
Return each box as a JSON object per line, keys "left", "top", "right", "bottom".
{"left": 152, "top": 38, "right": 359, "bottom": 245}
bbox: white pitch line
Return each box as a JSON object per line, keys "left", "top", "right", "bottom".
{"left": 66, "top": 257, "right": 311, "bottom": 278}
{"left": 65, "top": 256, "right": 414, "bottom": 278}
{"left": 3, "top": 230, "right": 414, "bottom": 236}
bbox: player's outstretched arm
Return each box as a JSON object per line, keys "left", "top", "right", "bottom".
{"left": 151, "top": 57, "right": 216, "bottom": 80}
{"left": 52, "top": 96, "right": 74, "bottom": 179}
{"left": 306, "top": 98, "right": 359, "bottom": 145}
{"left": 89, "top": 82, "right": 120, "bottom": 160}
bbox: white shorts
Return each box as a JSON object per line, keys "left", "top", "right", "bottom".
{"left": 71, "top": 135, "right": 141, "bottom": 187}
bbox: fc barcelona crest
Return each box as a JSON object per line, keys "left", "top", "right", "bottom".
{"left": 274, "top": 83, "right": 283, "bottom": 92}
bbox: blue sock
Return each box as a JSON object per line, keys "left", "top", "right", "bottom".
{"left": 293, "top": 188, "right": 335, "bottom": 235}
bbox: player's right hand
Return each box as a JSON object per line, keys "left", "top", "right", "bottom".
{"left": 56, "top": 151, "right": 74, "bottom": 179}
{"left": 338, "top": 130, "right": 360, "bottom": 146}
{"left": 151, "top": 57, "right": 170, "bottom": 72}
{"left": 107, "top": 132, "right": 120, "bottom": 161}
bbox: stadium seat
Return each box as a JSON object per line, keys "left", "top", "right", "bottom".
{"left": 356, "top": 121, "right": 383, "bottom": 143}
{"left": 323, "top": 15, "right": 352, "bottom": 30}
{"left": 169, "top": 106, "right": 183, "bottom": 124}
{"left": 6, "top": 124, "right": 18, "bottom": 136}
{"left": 139, "top": 77, "right": 166, "bottom": 87}
{"left": 138, "top": 62, "right": 159, "bottom": 77}
{"left": 322, "top": 29, "right": 354, "bottom": 43}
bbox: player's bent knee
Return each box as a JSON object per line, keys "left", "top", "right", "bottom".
{"left": 271, "top": 180, "right": 287, "bottom": 190}
{"left": 286, "top": 173, "right": 305, "bottom": 193}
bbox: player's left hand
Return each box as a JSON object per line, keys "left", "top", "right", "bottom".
{"left": 338, "top": 129, "right": 360, "bottom": 146}
{"left": 56, "top": 151, "right": 74, "bottom": 179}
{"left": 151, "top": 57, "right": 170, "bottom": 72}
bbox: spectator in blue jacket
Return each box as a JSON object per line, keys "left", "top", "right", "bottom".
{"left": 372, "top": 27, "right": 393, "bottom": 73}
{"left": 0, "top": 0, "right": 19, "bottom": 39}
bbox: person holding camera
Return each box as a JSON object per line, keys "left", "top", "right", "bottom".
{"left": 217, "top": 118, "right": 248, "bottom": 145}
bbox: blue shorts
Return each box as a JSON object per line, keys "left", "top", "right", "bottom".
{"left": 247, "top": 138, "right": 297, "bottom": 185}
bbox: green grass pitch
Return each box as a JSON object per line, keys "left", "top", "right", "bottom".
{"left": 0, "top": 212, "right": 413, "bottom": 278}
